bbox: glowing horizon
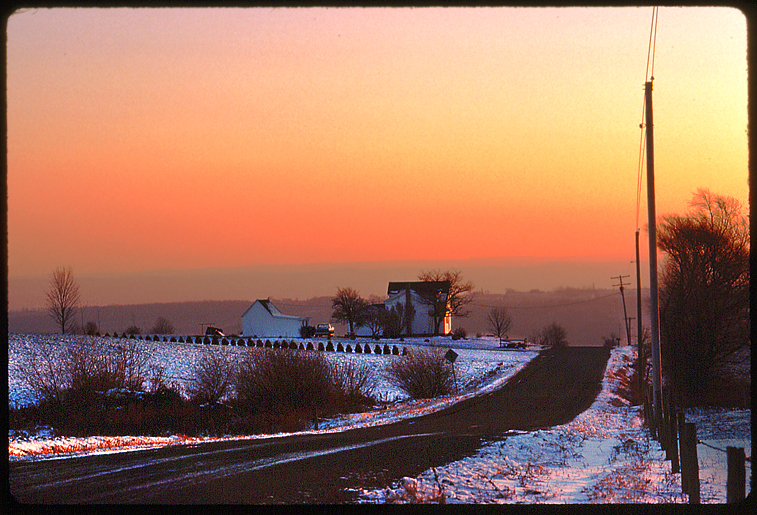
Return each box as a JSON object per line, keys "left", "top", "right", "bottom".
{"left": 7, "top": 7, "right": 748, "bottom": 281}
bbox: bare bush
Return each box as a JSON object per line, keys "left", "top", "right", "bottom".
{"left": 333, "top": 361, "right": 377, "bottom": 405}
{"left": 188, "top": 347, "right": 236, "bottom": 404}
{"left": 384, "top": 347, "right": 455, "bottom": 399}
{"left": 19, "top": 337, "right": 153, "bottom": 402}
{"left": 150, "top": 316, "right": 175, "bottom": 335}
{"left": 108, "top": 339, "right": 151, "bottom": 391}
{"left": 235, "top": 349, "right": 334, "bottom": 414}
{"left": 538, "top": 323, "right": 568, "bottom": 347}
{"left": 17, "top": 339, "right": 68, "bottom": 402}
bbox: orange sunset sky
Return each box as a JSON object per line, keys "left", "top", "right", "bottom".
{"left": 5, "top": 7, "right": 749, "bottom": 306}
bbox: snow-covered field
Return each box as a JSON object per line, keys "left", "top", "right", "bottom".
{"left": 7, "top": 333, "right": 751, "bottom": 504}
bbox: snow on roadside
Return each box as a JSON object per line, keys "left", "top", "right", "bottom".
{"left": 357, "top": 346, "right": 751, "bottom": 504}
{"left": 7, "top": 333, "right": 536, "bottom": 460}
{"left": 8, "top": 335, "right": 750, "bottom": 503}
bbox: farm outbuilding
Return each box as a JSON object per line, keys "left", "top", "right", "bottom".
{"left": 241, "top": 299, "right": 310, "bottom": 338}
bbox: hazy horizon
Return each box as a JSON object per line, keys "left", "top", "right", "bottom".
{"left": 6, "top": 7, "right": 746, "bottom": 312}
{"left": 8, "top": 257, "right": 649, "bottom": 311}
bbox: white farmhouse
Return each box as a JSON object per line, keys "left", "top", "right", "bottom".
{"left": 241, "top": 299, "right": 310, "bottom": 338}
{"left": 354, "top": 280, "right": 453, "bottom": 337}
{"left": 384, "top": 280, "right": 452, "bottom": 336}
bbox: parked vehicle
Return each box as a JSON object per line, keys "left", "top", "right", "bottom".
{"left": 205, "top": 326, "right": 225, "bottom": 337}
{"left": 314, "top": 323, "right": 334, "bottom": 337}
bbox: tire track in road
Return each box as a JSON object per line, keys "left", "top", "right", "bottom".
{"left": 9, "top": 346, "right": 609, "bottom": 504}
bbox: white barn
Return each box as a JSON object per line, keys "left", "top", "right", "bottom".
{"left": 241, "top": 299, "right": 310, "bottom": 338}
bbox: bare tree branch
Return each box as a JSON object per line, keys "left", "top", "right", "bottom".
{"left": 45, "top": 266, "right": 81, "bottom": 334}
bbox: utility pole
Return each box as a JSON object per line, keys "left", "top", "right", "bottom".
{"left": 645, "top": 79, "right": 663, "bottom": 423}
{"left": 612, "top": 275, "right": 632, "bottom": 346}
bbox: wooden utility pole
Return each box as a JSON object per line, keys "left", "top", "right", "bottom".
{"left": 645, "top": 79, "right": 664, "bottom": 424}
{"left": 612, "top": 275, "right": 632, "bottom": 346}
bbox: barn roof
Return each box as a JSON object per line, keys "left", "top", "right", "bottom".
{"left": 242, "top": 299, "right": 309, "bottom": 321}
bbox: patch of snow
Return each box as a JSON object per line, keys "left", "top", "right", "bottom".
{"left": 357, "top": 346, "right": 751, "bottom": 504}
{"left": 8, "top": 335, "right": 750, "bottom": 503}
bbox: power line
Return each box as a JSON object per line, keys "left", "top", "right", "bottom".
{"left": 637, "top": 6, "right": 659, "bottom": 232}
{"left": 470, "top": 291, "right": 621, "bottom": 310}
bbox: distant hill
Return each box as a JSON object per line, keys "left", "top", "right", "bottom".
{"left": 9, "top": 288, "right": 648, "bottom": 346}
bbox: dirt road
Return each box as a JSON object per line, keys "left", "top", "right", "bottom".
{"left": 9, "top": 346, "right": 609, "bottom": 504}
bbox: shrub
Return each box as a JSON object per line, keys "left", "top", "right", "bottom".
{"left": 188, "top": 347, "right": 236, "bottom": 404}
{"left": 16, "top": 336, "right": 172, "bottom": 435}
{"left": 16, "top": 339, "right": 68, "bottom": 403}
{"left": 451, "top": 327, "right": 467, "bottom": 340}
{"left": 233, "top": 348, "right": 378, "bottom": 431}
{"left": 150, "top": 316, "right": 174, "bottom": 335}
{"left": 332, "top": 361, "right": 376, "bottom": 408}
{"left": 384, "top": 347, "right": 455, "bottom": 399}
{"left": 538, "top": 322, "right": 568, "bottom": 347}
{"left": 602, "top": 333, "right": 620, "bottom": 348}
{"left": 235, "top": 349, "right": 334, "bottom": 415}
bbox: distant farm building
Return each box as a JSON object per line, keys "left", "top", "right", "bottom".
{"left": 385, "top": 280, "right": 451, "bottom": 336}
{"left": 241, "top": 299, "right": 310, "bottom": 338}
{"left": 355, "top": 280, "right": 452, "bottom": 337}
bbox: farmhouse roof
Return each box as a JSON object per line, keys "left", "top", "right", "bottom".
{"left": 387, "top": 281, "right": 451, "bottom": 297}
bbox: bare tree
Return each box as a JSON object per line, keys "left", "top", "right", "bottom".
{"left": 331, "top": 287, "right": 369, "bottom": 335}
{"left": 46, "top": 266, "right": 81, "bottom": 334}
{"left": 417, "top": 269, "right": 474, "bottom": 335}
{"left": 658, "top": 189, "right": 749, "bottom": 405}
{"left": 487, "top": 307, "right": 513, "bottom": 347}
{"left": 539, "top": 322, "right": 568, "bottom": 347}
{"left": 84, "top": 321, "right": 99, "bottom": 335}
{"left": 362, "top": 304, "right": 387, "bottom": 339}
{"left": 151, "top": 316, "right": 175, "bottom": 335}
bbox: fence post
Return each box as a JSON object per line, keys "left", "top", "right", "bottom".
{"left": 678, "top": 411, "right": 689, "bottom": 494}
{"left": 667, "top": 390, "right": 679, "bottom": 474}
{"left": 681, "top": 422, "right": 700, "bottom": 504}
{"left": 647, "top": 384, "right": 658, "bottom": 440}
{"left": 727, "top": 447, "right": 746, "bottom": 503}
{"left": 659, "top": 388, "right": 669, "bottom": 453}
